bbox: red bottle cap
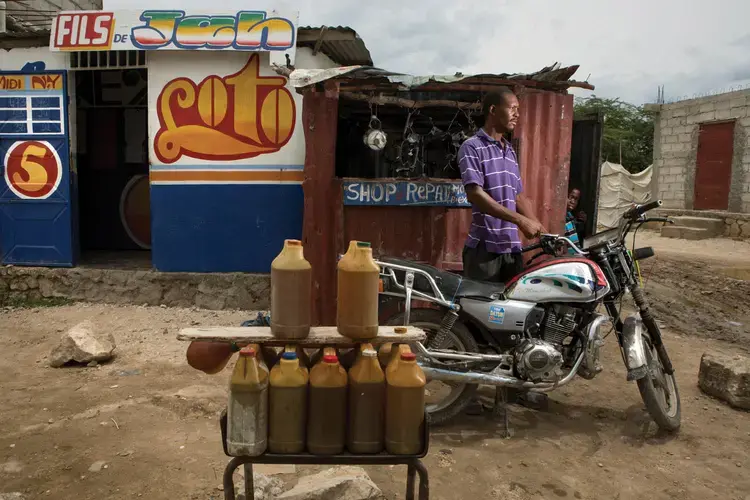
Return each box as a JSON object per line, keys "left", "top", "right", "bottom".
{"left": 239, "top": 346, "right": 256, "bottom": 357}
{"left": 323, "top": 354, "right": 339, "bottom": 364}
{"left": 400, "top": 352, "right": 417, "bottom": 361}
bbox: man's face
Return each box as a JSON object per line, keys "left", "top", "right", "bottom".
{"left": 490, "top": 94, "right": 520, "bottom": 133}
{"left": 567, "top": 189, "right": 581, "bottom": 211}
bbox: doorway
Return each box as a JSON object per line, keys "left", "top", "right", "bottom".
{"left": 73, "top": 64, "right": 150, "bottom": 266}
{"left": 694, "top": 121, "right": 734, "bottom": 210}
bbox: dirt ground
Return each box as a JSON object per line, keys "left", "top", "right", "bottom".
{"left": 1, "top": 233, "right": 749, "bottom": 500}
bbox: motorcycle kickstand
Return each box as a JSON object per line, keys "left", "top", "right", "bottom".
{"left": 493, "top": 387, "right": 513, "bottom": 438}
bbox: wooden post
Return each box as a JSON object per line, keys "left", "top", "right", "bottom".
{"left": 302, "top": 82, "right": 340, "bottom": 326}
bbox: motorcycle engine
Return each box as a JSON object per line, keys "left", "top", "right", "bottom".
{"left": 514, "top": 338, "right": 564, "bottom": 383}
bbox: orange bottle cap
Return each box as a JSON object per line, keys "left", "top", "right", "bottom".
{"left": 323, "top": 354, "right": 339, "bottom": 364}
{"left": 239, "top": 346, "right": 257, "bottom": 357}
{"left": 285, "top": 239, "right": 302, "bottom": 246}
{"left": 394, "top": 326, "right": 407, "bottom": 334}
{"left": 400, "top": 352, "right": 417, "bottom": 361}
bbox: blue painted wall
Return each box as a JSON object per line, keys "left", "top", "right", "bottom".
{"left": 150, "top": 183, "right": 303, "bottom": 272}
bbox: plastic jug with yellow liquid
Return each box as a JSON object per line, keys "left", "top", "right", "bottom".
{"left": 268, "top": 351, "right": 309, "bottom": 454}
{"left": 337, "top": 241, "right": 380, "bottom": 340}
{"left": 307, "top": 353, "right": 348, "bottom": 455}
{"left": 271, "top": 239, "right": 312, "bottom": 340}
{"left": 226, "top": 346, "right": 269, "bottom": 456}
{"left": 386, "top": 344, "right": 413, "bottom": 377}
{"left": 348, "top": 347, "right": 385, "bottom": 454}
{"left": 385, "top": 351, "right": 426, "bottom": 455}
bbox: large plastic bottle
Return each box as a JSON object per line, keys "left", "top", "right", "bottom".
{"left": 268, "top": 351, "right": 309, "bottom": 454}
{"left": 385, "top": 351, "right": 426, "bottom": 455}
{"left": 337, "top": 241, "right": 380, "bottom": 340}
{"left": 226, "top": 346, "right": 269, "bottom": 456}
{"left": 307, "top": 353, "right": 348, "bottom": 455}
{"left": 271, "top": 239, "right": 312, "bottom": 340}
{"left": 348, "top": 347, "right": 385, "bottom": 454}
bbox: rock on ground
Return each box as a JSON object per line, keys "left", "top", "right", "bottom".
{"left": 698, "top": 351, "right": 750, "bottom": 410}
{"left": 49, "top": 320, "right": 116, "bottom": 367}
{"left": 277, "top": 466, "right": 383, "bottom": 500}
{"left": 234, "top": 472, "right": 285, "bottom": 500}
{"left": 0, "top": 494, "right": 25, "bottom": 500}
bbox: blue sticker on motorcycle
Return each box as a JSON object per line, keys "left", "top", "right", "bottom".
{"left": 489, "top": 305, "right": 505, "bottom": 324}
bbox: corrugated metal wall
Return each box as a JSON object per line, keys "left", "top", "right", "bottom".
{"left": 515, "top": 90, "right": 574, "bottom": 240}
{"left": 340, "top": 90, "right": 574, "bottom": 266}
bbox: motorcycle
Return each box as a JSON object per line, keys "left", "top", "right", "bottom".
{"left": 377, "top": 200, "right": 681, "bottom": 431}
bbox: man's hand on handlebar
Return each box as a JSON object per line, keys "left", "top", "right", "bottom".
{"left": 518, "top": 217, "right": 546, "bottom": 239}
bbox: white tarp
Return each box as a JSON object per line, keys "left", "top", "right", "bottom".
{"left": 596, "top": 162, "right": 653, "bottom": 228}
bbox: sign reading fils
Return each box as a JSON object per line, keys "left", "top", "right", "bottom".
{"left": 343, "top": 180, "right": 471, "bottom": 207}
{"left": 49, "top": 9, "right": 299, "bottom": 64}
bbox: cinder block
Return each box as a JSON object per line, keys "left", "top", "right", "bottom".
{"left": 730, "top": 97, "right": 746, "bottom": 108}
{"left": 679, "top": 133, "right": 692, "bottom": 142}
{"left": 715, "top": 99, "right": 731, "bottom": 111}
{"left": 699, "top": 102, "right": 715, "bottom": 113}
{"left": 687, "top": 114, "right": 700, "bottom": 125}
{"left": 660, "top": 126, "right": 674, "bottom": 135}
{"left": 672, "top": 107, "right": 687, "bottom": 118}
{"left": 699, "top": 111, "right": 716, "bottom": 122}
{"left": 730, "top": 107, "right": 748, "bottom": 118}
{"left": 715, "top": 109, "right": 732, "bottom": 120}
{"left": 699, "top": 351, "right": 750, "bottom": 410}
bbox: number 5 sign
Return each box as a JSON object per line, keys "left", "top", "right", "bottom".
{"left": 3, "top": 140, "right": 63, "bottom": 200}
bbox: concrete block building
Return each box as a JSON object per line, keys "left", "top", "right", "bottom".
{"left": 647, "top": 89, "right": 750, "bottom": 238}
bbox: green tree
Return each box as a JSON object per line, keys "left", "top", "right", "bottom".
{"left": 574, "top": 96, "right": 654, "bottom": 173}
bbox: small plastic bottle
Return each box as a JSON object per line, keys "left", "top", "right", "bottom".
{"left": 226, "top": 346, "right": 269, "bottom": 456}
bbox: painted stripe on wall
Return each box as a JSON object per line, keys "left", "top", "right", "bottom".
{"left": 150, "top": 169, "right": 304, "bottom": 184}
{"left": 150, "top": 164, "right": 304, "bottom": 171}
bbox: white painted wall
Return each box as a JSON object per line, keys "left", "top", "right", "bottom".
{"left": 0, "top": 46, "right": 69, "bottom": 70}
{"left": 146, "top": 47, "right": 337, "bottom": 167}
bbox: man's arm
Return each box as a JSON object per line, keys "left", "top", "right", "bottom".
{"left": 516, "top": 193, "right": 546, "bottom": 233}
{"left": 465, "top": 184, "right": 523, "bottom": 225}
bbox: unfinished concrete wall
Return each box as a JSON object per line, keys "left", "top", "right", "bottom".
{"left": 649, "top": 89, "right": 750, "bottom": 213}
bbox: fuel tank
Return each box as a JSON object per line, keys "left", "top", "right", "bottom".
{"left": 506, "top": 258, "right": 610, "bottom": 303}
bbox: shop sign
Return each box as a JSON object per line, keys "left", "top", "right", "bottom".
{"left": 49, "top": 9, "right": 298, "bottom": 63}
{"left": 343, "top": 180, "right": 471, "bottom": 207}
{"left": 0, "top": 72, "right": 66, "bottom": 136}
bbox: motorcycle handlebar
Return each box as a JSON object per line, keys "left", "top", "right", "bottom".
{"left": 625, "top": 199, "right": 663, "bottom": 220}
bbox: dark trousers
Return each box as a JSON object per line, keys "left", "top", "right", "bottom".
{"left": 462, "top": 244, "right": 524, "bottom": 283}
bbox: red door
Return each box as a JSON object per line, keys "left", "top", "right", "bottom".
{"left": 694, "top": 121, "right": 734, "bottom": 210}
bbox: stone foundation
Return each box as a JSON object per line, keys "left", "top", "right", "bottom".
{"left": 0, "top": 266, "right": 270, "bottom": 310}
{"left": 653, "top": 209, "right": 750, "bottom": 239}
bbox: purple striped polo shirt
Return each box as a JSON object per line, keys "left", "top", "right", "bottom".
{"left": 458, "top": 128, "right": 523, "bottom": 254}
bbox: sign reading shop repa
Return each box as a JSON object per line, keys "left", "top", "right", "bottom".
{"left": 49, "top": 9, "right": 299, "bottom": 65}
{"left": 343, "top": 180, "right": 471, "bottom": 207}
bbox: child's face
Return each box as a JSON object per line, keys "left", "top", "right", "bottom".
{"left": 567, "top": 189, "right": 581, "bottom": 211}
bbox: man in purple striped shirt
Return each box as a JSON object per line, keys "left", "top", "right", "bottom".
{"left": 459, "top": 88, "right": 545, "bottom": 283}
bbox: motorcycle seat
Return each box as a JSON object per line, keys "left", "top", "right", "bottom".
{"left": 379, "top": 257, "right": 504, "bottom": 302}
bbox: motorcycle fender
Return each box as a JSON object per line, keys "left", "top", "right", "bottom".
{"left": 622, "top": 315, "right": 649, "bottom": 381}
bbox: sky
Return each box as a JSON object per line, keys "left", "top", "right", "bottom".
{"left": 106, "top": 0, "right": 750, "bottom": 105}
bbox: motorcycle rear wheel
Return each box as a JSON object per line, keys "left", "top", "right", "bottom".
{"left": 386, "top": 308, "right": 479, "bottom": 426}
{"left": 636, "top": 333, "right": 681, "bottom": 432}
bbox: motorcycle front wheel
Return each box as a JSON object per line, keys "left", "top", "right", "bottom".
{"left": 636, "top": 333, "right": 681, "bottom": 432}
{"left": 386, "top": 308, "right": 479, "bottom": 426}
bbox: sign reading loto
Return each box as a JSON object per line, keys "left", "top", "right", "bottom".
{"left": 51, "top": 12, "right": 115, "bottom": 51}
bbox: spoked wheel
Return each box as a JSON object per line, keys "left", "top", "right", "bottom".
{"left": 636, "top": 333, "right": 681, "bottom": 432}
{"left": 386, "top": 309, "right": 478, "bottom": 425}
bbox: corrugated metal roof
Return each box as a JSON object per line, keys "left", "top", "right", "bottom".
{"left": 286, "top": 61, "right": 593, "bottom": 93}
{"left": 297, "top": 26, "right": 373, "bottom": 67}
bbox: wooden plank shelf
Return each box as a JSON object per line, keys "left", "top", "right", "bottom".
{"left": 177, "top": 326, "right": 426, "bottom": 346}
